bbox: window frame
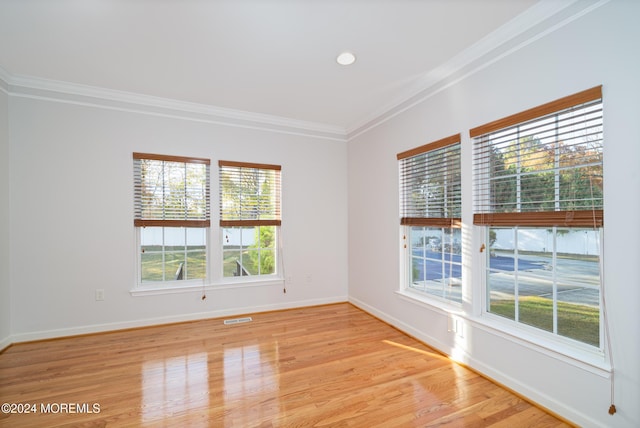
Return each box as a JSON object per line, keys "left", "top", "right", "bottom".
{"left": 133, "top": 152, "right": 211, "bottom": 290}
{"left": 218, "top": 160, "right": 283, "bottom": 282}
{"left": 397, "top": 134, "right": 462, "bottom": 305}
{"left": 471, "top": 86, "right": 604, "bottom": 351}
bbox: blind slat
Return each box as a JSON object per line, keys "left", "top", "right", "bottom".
{"left": 219, "top": 162, "right": 281, "bottom": 226}
{"left": 397, "top": 133, "right": 461, "bottom": 160}
{"left": 399, "top": 139, "right": 461, "bottom": 224}
{"left": 472, "top": 88, "right": 603, "bottom": 227}
{"left": 473, "top": 211, "right": 603, "bottom": 227}
{"left": 469, "top": 86, "right": 602, "bottom": 137}
{"left": 133, "top": 155, "right": 210, "bottom": 227}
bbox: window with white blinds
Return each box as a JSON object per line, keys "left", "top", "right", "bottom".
{"left": 471, "top": 86, "right": 603, "bottom": 227}
{"left": 398, "top": 134, "right": 461, "bottom": 227}
{"left": 398, "top": 134, "right": 463, "bottom": 303}
{"left": 219, "top": 161, "right": 281, "bottom": 278}
{"left": 218, "top": 161, "right": 281, "bottom": 227}
{"left": 133, "top": 153, "right": 211, "bottom": 228}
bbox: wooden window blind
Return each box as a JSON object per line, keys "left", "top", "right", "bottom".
{"left": 470, "top": 86, "right": 603, "bottom": 227}
{"left": 398, "top": 134, "right": 461, "bottom": 227}
{"left": 218, "top": 160, "right": 281, "bottom": 227}
{"left": 133, "top": 153, "right": 210, "bottom": 228}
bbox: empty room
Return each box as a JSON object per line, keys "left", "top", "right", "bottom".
{"left": 0, "top": 1, "right": 638, "bottom": 427}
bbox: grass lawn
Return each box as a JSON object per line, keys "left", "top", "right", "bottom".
{"left": 223, "top": 250, "right": 274, "bottom": 277}
{"left": 141, "top": 247, "right": 273, "bottom": 281}
{"left": 141, "top": 246, "right": 206, "bottom": 281}
{"left": 490, "top": 296, "right": 599, "bottom": 347}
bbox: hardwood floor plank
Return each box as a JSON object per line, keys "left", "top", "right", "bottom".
{"left": 0, "top": 303, "right": 570, "bottom": 427}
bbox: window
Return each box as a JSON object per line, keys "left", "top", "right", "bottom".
{"left": 219, "top": 161, "right": 281, "bottom": 278}
{"left": 133, "top": 153, "right": 210, "bottom": 285}
{"left": 471, "top": 86, "right": 603, "bottom": 347}
{"left": 398, "top": 134, "right": 462, "bottom": 303}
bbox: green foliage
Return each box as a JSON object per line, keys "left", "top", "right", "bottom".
{"left": 409, "top": 147, "right": 461, "bottom": 218}
{"left": 489, "top": 136, "right": 602, "bottom": 213}
{"left": 489, "top": 229, "right": 497, "bottom": 247}
{"left": 411, "top": 257, "right": 421, "bottom": 282}
{"left": 490, "top": 296, "right": 599, "bottom": 346}
{"left": 248, "top": 226, "right": 276, "bottom": 275}
{"left": 140, "top": 160, "right": 208, "bottom": 220}
{"left": 220, "top": 167, "right": 277, "bottom": 220}
{"left": 141, "top": 246, "right": 206, "bottom": 282}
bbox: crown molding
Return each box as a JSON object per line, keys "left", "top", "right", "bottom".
{"left": 1, "top": 0, "right": 609, "bottom": 143}
{"left": 346, "top": 0, "right": 610, "bottom": 140}
{"left": 4, "top": 72, "right": 348, "bottom": 142}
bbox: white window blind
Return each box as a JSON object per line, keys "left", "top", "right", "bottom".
{"left": 218, "top": 160, "right": 281, "bottom": 227}
{"left": 398, "top": 134, "right": 461, "bottom": 227}
{"left": 133, "top": 153, "right": 210, "bottom": 227}
{"left": 471, "top": 86, "right": 603, "bottom": 227}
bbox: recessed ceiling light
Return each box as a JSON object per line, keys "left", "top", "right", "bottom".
{"left": 336, "top": 51, "right": 356, "bottom": 66}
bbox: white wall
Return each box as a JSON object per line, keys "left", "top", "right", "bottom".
{"left": 0, "top": 79, "right": 10, "bottom": 349}
{"left": 7, "top": 94, "right": 348, "bottom": 339}
{"left": 347, "top": 1, "right": 639, "bottom": 427}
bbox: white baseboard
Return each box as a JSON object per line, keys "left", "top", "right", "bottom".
{"left": 8, "top": 296, "right": 348, "bottom": 345}
{"left": 0, "top": 335, "right": 12, "bottom": 353}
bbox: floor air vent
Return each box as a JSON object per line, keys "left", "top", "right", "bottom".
{"left": 223, "top": 317, "right": 253, "bottom": 325}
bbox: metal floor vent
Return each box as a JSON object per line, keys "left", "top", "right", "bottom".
{"left": 223, "top": 317, "right": 253, "bottom": 325}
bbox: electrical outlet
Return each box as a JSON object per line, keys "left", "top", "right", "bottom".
{"left": 95, "top": 289, "right": 105, "bottom": 301}
{"left": 448, "top": 317, "right": 464, "bottom": 338}
{"left": 286, "top": 276, "right": 293, "bottom": 284}
{"left": 306, "top": 274, "right": 312, "bottom": 283}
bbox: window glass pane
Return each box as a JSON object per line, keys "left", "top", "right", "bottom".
{"left": 245, "top": 249, "right": 260, "bottom": 275}
{"left": 222, "top": 226, "right": 277, "bottom": 278}
{"left": 409, "top": 228, "right": 427, "bottom": 291}
{"left": 408, "top": 227, "right": 462, "bottom": 303}
{"left": 473, "top": 96, "right": 603, "bottom": 217}
{"left": 141, "top": 250, "right": 164, "bottom": 282}
{"left": 520, "top": 172, "right": 555, "bottom": 212}
{"left": 223, "top": 249, "right": 243, "bottom": 277}
{"left": 487, "top": 228, "right": 516, "bottom": 320}
{"left": 135, "top": 157, "right": 209, "bottom": 223}
{"left": 399, "top": 141, "right": 461, "bottom": 221}
{"left": 164, "top": 227, "right": 186, "bottom": 246}
{"left": 490, "top": 176, "right": 517, "bottom": 212}
{"left": 411, "top": 257, "right": 426, "bottom": 290}
{"left": 556, "top": 229, "right": 600, "bottom": 346}
{"left": 223, "top": 227, "right": 245, "bottom": 277}
{"left": 141, "top": 227, "right": 164, "bottom": 282}
{"left": 487, "top": 226, "right": 601, "bottom": 347}
{"left": 185, "top": 228, "right": 206, "bottom": 280}
{"left": 559, "top": 166, "right": 603, "bottom": 211}
{"left": 165, "top": 250, "right": 187, "bottom": 280}
{"left": 516, "top": 228, "right": 554, "bottom": 332}
{"left": 219, "top": 165, "right": 280, "bottom": 222}
{"left": 140, "top": 227, "right": 206, "bottom": 283}
{"left": 259, "top": 249, "right": 276, "bottom": 275}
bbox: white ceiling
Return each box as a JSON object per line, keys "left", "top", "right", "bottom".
{"left": 0, "top": 0, "right": 585, "bottom": 137}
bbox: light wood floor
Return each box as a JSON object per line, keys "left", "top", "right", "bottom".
{"left": 0, "top": 303, "right": 569, "bottom": 427}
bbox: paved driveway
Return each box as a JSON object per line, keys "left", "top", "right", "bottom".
{"left": 411, "top": 251, "right": 600, "bottom": 307}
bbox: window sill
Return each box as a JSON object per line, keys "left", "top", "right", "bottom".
{"left": 395, "top": 289, "right": 611, "bottom": 378}
{"left": 472, "top": 312, "right": 611, "bottom": 377}
{"left": 130, "top": 277, "right": 284, "bottom": 296}
{"left": 396, "top": 288, "right": 464, "bottom": 315}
